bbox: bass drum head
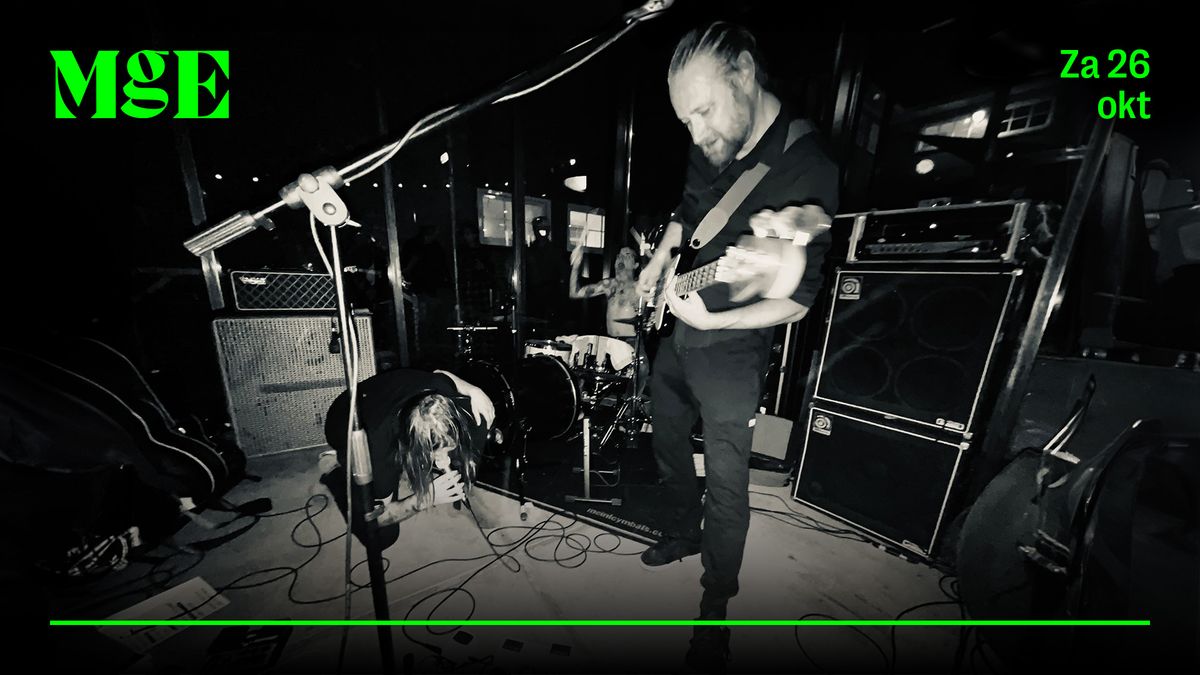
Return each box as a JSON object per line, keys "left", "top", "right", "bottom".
{"left": 455, "top": 359, "right": 515, "bottom": 449}
{"left": 516, "top": 355, "right": 579, "bottom": 440}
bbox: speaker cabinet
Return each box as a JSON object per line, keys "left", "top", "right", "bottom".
{"left": 814, "top": 269, "right": 1018, "bottom": 434}
{"left": 212, "top": 313, "right": 376, "bottom": 456}
{"left": 794, "top": 407, "right": 968, "bottom": 556}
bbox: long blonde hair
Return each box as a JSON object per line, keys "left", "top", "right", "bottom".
{"left": 396, "top": 392, "right": 477, "bottom": 504}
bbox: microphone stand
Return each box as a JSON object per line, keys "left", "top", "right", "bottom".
{"left": 290, "top": 172, "right": 397, "bottom": 674}
{"left": 181, "top": 0, "right": 675, "bottom": 257}
{"left": 178, "top": 2, "right": 676, "bottom": 669}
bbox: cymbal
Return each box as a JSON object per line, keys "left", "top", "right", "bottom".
{"left": 613, "top": 316, "right": 640, "bottom": 325}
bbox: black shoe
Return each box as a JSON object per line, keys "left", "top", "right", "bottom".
{"left": 685, "top": 625, "right": 730, "bottom": 674}
{"left": 639, "top": 538, "right": 700, "bottom": 569}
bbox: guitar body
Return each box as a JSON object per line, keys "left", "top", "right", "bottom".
{"left": 2, "top": 338, "right": 250, "bottom": 579}
{"left": 639, "top": 220, "right": 821, "bottom": 338}
{"left": 0, "top": 338, "right": 244, "bottom": 500}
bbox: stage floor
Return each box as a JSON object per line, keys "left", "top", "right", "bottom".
{"left": 475, "top": 425, "right": 675, "bottom": 546}
{"left": 38, "top": 447, "right": 971, "bottom": 674}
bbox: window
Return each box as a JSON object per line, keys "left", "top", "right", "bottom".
{"left": 997, "top": 98, "right": 1055, "bottom": 138}
{"left": 914, "top": 97, "right": 1055, "bottom": 152}
{"left": 915, "top": 109, "right": 989, "bottom": 153}
{"left": 567, "top": 205, "right": 605, "bottom": 251}
{"left": 476, "top": 189, "right": 551, "bottom": 246}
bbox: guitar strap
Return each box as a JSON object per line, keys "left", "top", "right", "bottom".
{"left": 688, "top": 118, "right": 813, "bottom": 250}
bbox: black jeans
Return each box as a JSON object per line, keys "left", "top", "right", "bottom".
{"left": 649, "top": 329, "right": 769, "bottom": 617}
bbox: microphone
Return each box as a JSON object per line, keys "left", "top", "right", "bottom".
{"left": 184, "top": 211, "right": 275, "bottom": 257}
{"left": 434, "top": 468, "right": 465, "bottom": 511}
{"left": 436, "top": 456, "right": 468, "bottom": 511}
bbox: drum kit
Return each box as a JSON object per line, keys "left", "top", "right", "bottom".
{"left": 448, "top": 317, "right": 651, "bottom": 514}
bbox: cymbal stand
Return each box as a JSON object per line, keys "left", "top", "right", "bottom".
{"left": 447, "top": 324, "right": 499, "bottom": 362}
{"left": 565, "top": 417, "right": 622, "bottom": 506}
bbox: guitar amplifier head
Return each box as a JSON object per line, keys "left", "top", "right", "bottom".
{"left": 212, "top": 313, "right": 375, "bottom": 456}
{"left": 230, "top": 271, "right": 336, "bottom": 311}
{"left": 846, "top": 200, "right": 1030, "bottom": 263}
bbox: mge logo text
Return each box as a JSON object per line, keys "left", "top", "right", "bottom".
{"left": 52, "top": 50, "right": 229, "bottom": 119}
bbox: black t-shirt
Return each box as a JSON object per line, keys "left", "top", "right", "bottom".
{"left": 324, "top": 369, "right": 484, "bottom": 501}
{"left": 673, "top": 109, "right": 840, "bottom": 347}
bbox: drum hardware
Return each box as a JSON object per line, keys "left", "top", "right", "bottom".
{"left": 523, "top": 339, "right": 573, "bottom": 364}
{"left": 456, "top": 353, "right": 581, "bottom": 522}
{"left": 565, "top": 418, "right": 623, "bottom": 506}
{"left": 447, "top": 324, "right": 500, "bottom": 357}
{"left": 452, "top": 324, "right": 649, "bottom": 514}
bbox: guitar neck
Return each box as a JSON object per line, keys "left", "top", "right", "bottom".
{"left": 672, "top": 258, "right": 725, "bottom": 295}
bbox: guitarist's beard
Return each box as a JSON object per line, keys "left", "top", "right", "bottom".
{"left": 700, "top": 92, "right": 754, "bottom": 172}
{"left": 701, "top": 130, "right": 746, "bottom": 173}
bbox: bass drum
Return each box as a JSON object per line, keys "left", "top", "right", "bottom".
{"left": 456, "top": 356, "right": 579, "bottom": 443}
{"left": 456, "top": 359, "right": 516, "bottom": 452}
{"left": 515, "top": 355, "right": 580, "bottom": 440}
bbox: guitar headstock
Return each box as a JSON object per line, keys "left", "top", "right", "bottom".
{"left": 716, "top": 235, "right": 809, "bottom": 303}
{"left": 748, "top": 204, "right": 832, "bottom": 245}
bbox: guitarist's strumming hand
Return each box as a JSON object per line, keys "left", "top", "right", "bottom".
{"left": 637, "top": 221, "right": 683, "bottom": 299}
{"left": 636, "top": 258, "right": 665, "bottom": 300}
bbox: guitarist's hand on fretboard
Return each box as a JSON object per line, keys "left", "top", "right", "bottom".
{"left": 723, "top": 204, "right": 830, "bottom": 302}
{"left": 664, "top": 283, "right": 719, "bottom": 330}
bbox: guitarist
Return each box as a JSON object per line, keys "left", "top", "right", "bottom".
{"left": 634, "top": 21, "right": 839, "bottom": 673}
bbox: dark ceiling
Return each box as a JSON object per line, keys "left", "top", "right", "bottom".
{"left": 15, "top": 0, "right": 1196, "bottom": 329}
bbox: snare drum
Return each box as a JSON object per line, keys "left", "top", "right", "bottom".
{"left": 523, "top": 339, "right": 573, "bottom": 364}
{"left": 568, "top": 335, "right": 635, "bottom": 373}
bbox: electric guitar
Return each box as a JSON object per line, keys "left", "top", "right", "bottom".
{"left": 640, "top": 211, "right": 831, "bottom": 337}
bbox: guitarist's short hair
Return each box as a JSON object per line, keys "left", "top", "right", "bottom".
{"left": 669, "top": 21, "right": 767, "bottom": 87}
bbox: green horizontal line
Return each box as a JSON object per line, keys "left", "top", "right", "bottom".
{"left": 50, "top": 620, "right": 1151, "bottom": 627}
